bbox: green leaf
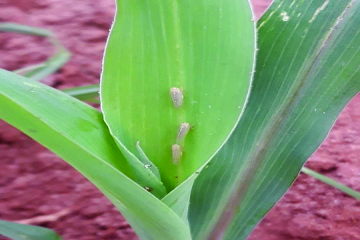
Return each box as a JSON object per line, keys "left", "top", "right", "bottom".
{"left": 302, "top": 167, "right": 360, "bottom": 200}
{"left": 13, "top": 63, "right": 48, "bottom": 76}
{"left": 116, "top": 141, "right": 167, "bottom": 198}
{"left": 0, "top": 69, "right": 190, "bottom": 240}
{"left": 61, "top": 84, "right": 99, "bottom": 101}
{"left": 101, "top": 0, "right": 255, "bottom": 190}
{"left": 55, "top": 83, "right": 360, "bottom": 201}
{"left": 162, "top": 173, "right": 198, "bottom": 223}
{"left": 20, "top": 46, "right": 71, "bottom": 82}
{"left": 136, "top": 141, "right": 162, "bottom": 180}
{"left": 0, "top": 220, "right": 61, "bottom": 240}
{"left": 0, "top": 22, "right": 53, "bottom": 37}
{"left": 188, "top": 0, "right": 360, "bottom": 239}
{"left": 1, "top": 23, "right": 71, "bottom": 82}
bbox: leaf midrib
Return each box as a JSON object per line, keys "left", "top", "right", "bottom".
{"left": 171, "top": 0, "right": 188, "bottom": 185}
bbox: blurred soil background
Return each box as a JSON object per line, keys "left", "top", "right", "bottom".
{"left": 0, "top": 0, "right": 359, "bottom": 239}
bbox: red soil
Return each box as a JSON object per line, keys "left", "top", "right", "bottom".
{"left": 0, "top": 0, "right": 359, "bottom": 239}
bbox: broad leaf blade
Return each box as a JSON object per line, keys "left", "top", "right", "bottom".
{"left": 188, "top": 0, "right": 360, "bottom": 239}
{"left": 101, "top": 0, "right": 255, "bottom": 190}
{"left": 0, "top": 220, "right": 61, "bottom": 240}
{"left": 0, "top": 70, "right": 190, "bottom": 240}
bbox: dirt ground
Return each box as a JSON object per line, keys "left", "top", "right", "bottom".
{"left": 0, "top": 0, "right": 359, "bottom": 239}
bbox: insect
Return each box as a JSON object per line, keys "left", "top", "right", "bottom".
{"left": 176, "top": 122, "right": 191, "bottom": 143}
{"left": 144, "top": 186, "right": 153, "bottom": 192}
{"left": 170, "top": 87, "right": 184, "bottom": 108}
{"left": 171, "top": 144, "right": 182, "bottom": 164}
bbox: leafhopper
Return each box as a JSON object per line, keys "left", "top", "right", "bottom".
{"left": 172, "top": 144, "right": 182, "bottom": 164}
{"left": 176, "top": 122, "right": 191, "bottom": 143}
{"left": 170, "top": 87, "right": 184, "bottom": 108}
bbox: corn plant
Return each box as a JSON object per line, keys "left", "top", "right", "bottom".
{"left": 1, "top": 0, "right": 359, "bottom": 240}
